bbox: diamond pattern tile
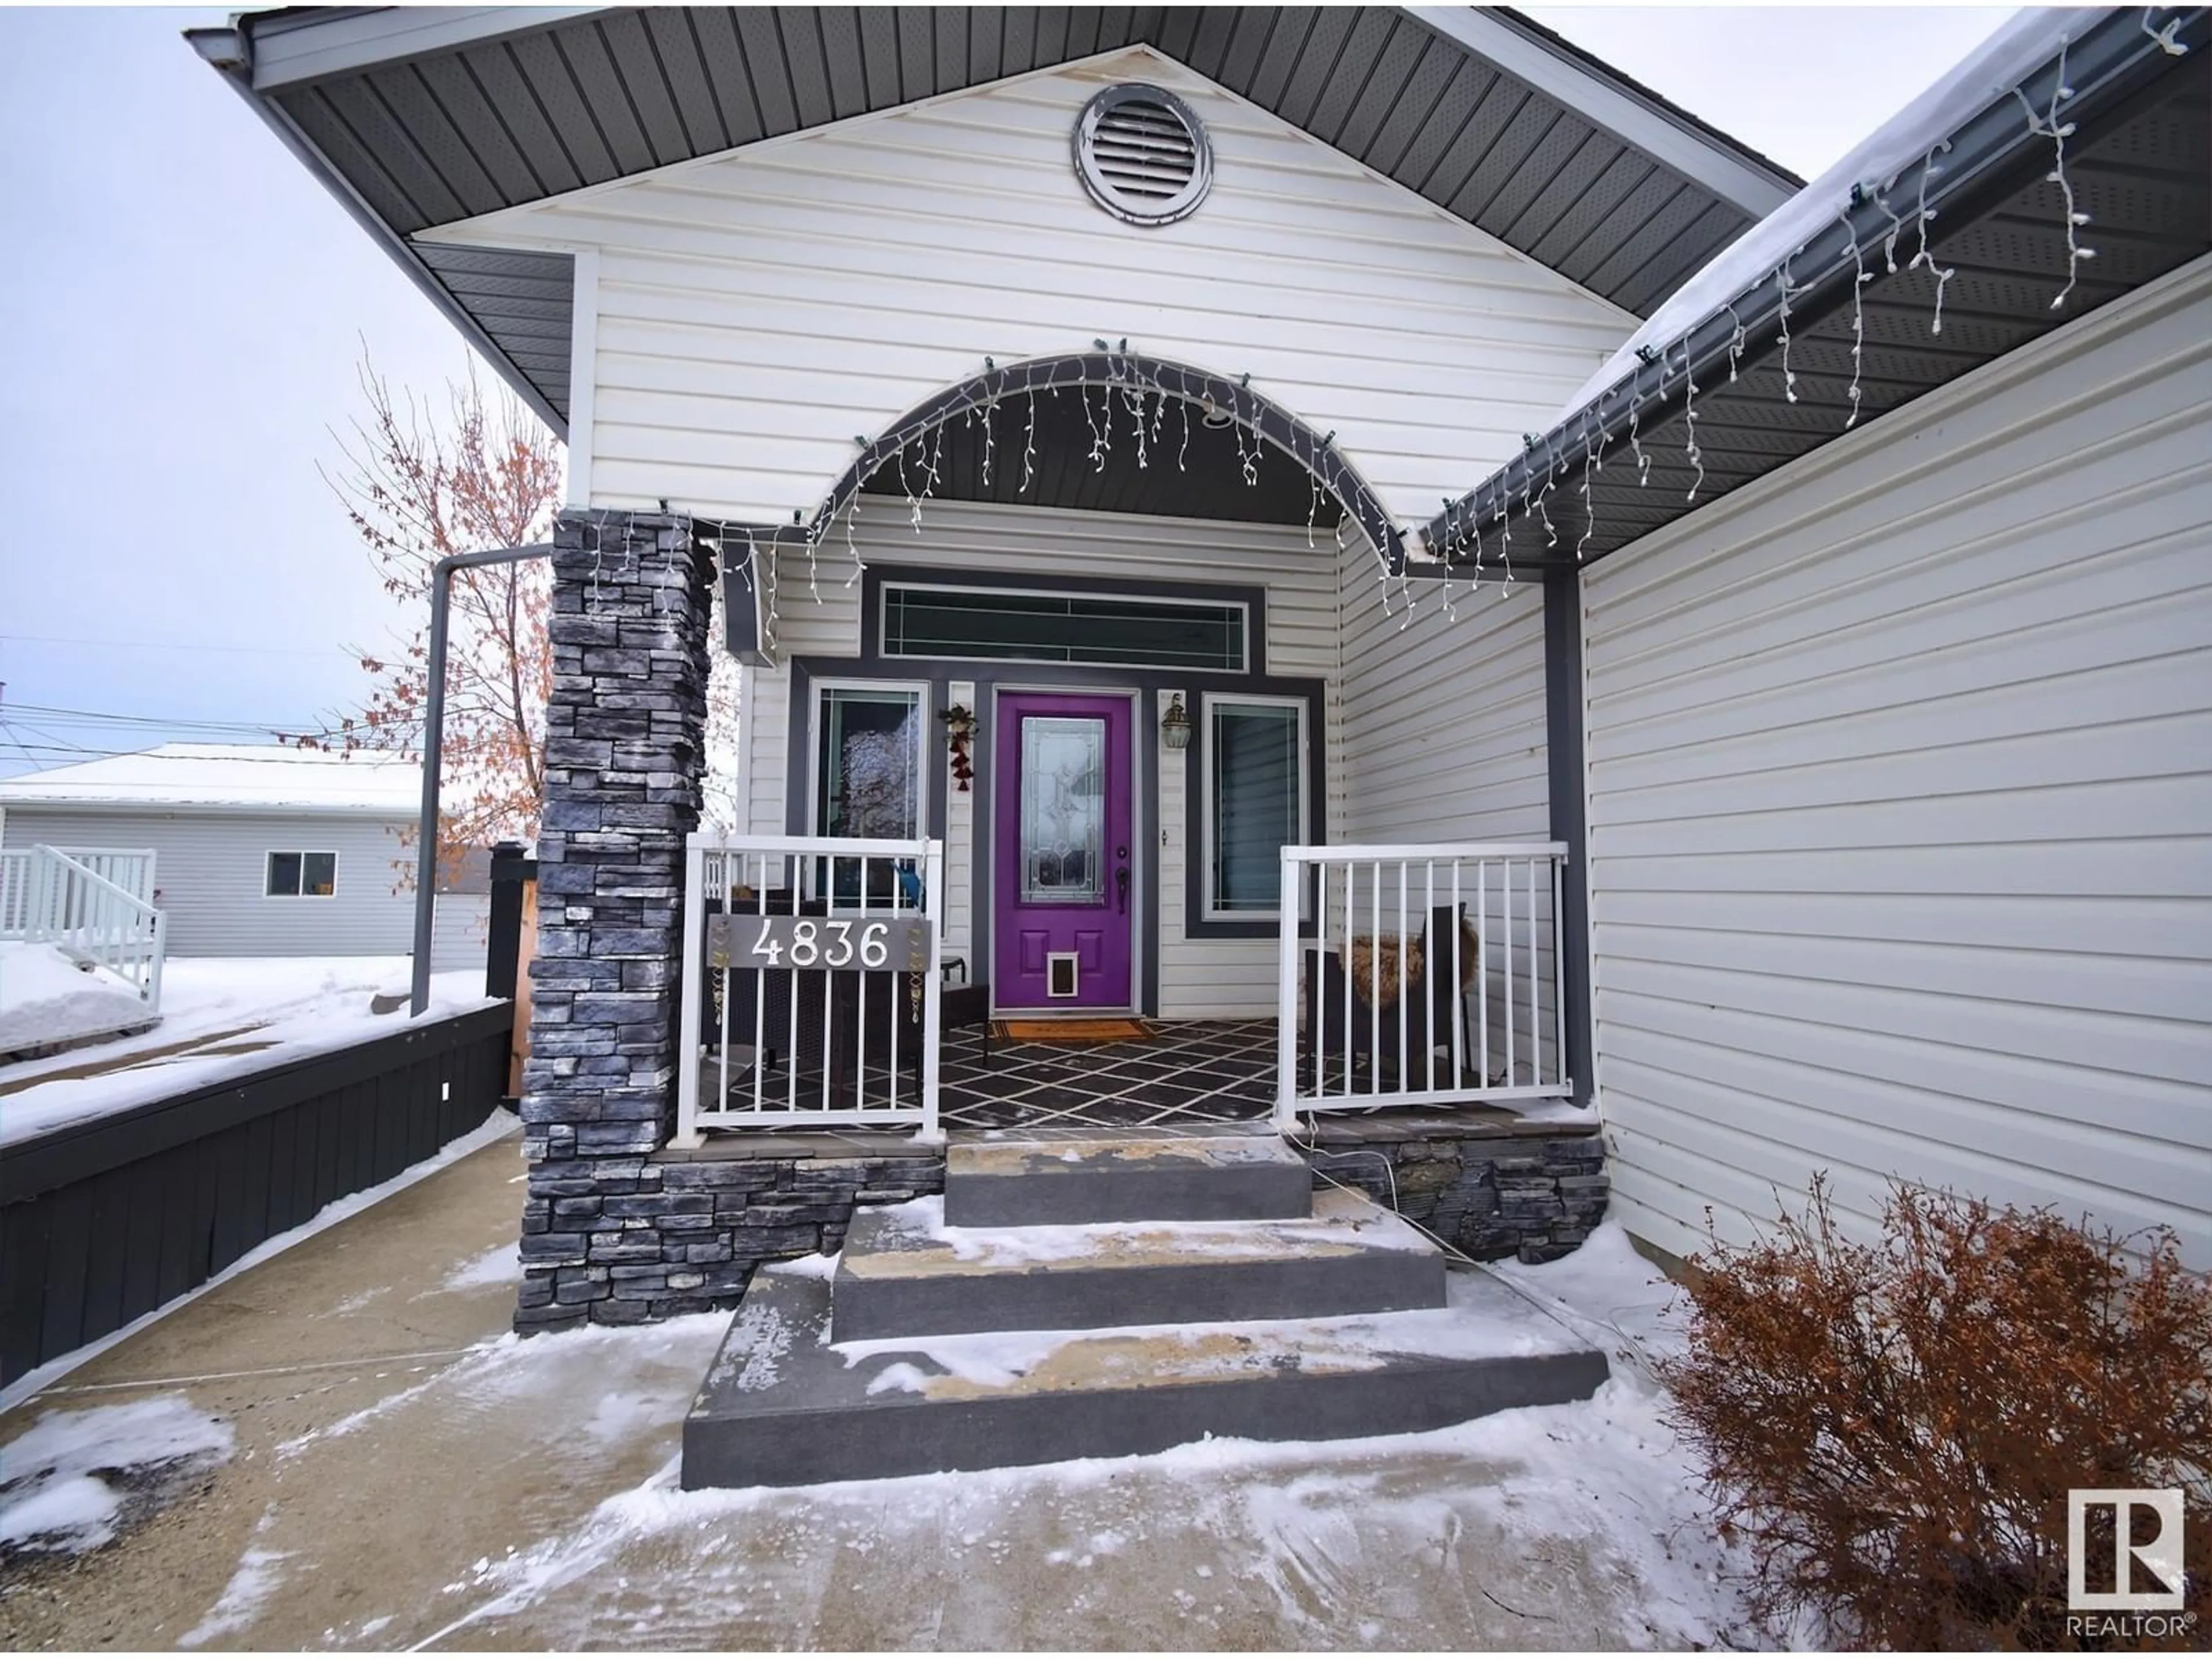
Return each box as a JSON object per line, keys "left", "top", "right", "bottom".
{"left": 940, "top": 1019, "right": 1279, "bottom": 1132}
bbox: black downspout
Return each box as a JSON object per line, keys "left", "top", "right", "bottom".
{"left": 1543, "top": 569, "right": 1593, "bottom": 1107}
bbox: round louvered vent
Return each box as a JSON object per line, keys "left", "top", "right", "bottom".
{"left": 1073, "top": 84, "right": 1212, "bottom": 227}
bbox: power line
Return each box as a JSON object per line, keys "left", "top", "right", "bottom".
{"left": 0, "top": 632, "right": 360, "bottom": 660}
{"left": 0, "top": 752, "right": 418, "bottom": 778}
{"left": 0, "top": 703, "right": 329, "bottom": 734}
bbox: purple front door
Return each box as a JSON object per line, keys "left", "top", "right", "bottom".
{"left": 993, "top": 692, "right": 1135, "bottom": 1010}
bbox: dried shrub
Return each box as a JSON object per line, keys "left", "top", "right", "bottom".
{"left": 1658, "top": 1179, "right": 2212, "bottom": 1649}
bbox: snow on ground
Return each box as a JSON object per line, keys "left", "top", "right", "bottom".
{"left": 370, "top": 1228, "right": 1772, "bottom": 1650}
{"left": 0, "top": 956, "right": 493, "bottom": 1147}
{"left": 868, "top": 1187, "right": 1437, "bottom": 1270}
{"left": 439, "top": 1241, "right": 524, "bottom": 1293}
{"left": 1491, "top": 1221, "right": 1693, "bottom": 1373}
{"left": 179, "top": 1508, "right": 289, "bottom": 1649}
{"left": 0, "top": 942, "right": 151, "bottom": 1054}
{"left": 0, "top": 1108, "right": 518, "bottom": 1416}
{"left": 0, "top": 1393, "right": 234, "bottom": 1557}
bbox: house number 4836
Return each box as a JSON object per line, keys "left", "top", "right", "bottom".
{"left": 711, "top": 914, "right": 933, "bottom": 974}
{"left": 755, "top": 918, "right": 886, "bottom": 968}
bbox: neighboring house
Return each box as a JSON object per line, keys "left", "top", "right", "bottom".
{"left": 0, "top": 744, "right": 491, "bottom": 967}
{"left": 191, "top": 0, "right": 2209, "bottom": 1331}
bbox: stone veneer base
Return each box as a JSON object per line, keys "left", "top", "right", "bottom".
{"left": 1293, "top": 1115, "right": 1608, "bottom": 1266}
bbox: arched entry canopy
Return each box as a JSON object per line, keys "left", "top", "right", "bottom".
{"left": 810, "top": 352, "right": 1408, "bottom": 574}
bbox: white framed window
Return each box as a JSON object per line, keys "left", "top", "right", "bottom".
{"left": 266, "top": 850, "right": 338, "bottom": 898}
{"left": 1201, "top": 693, "right": 1308, "bottom": 919}
{"left": 806, "top": 680, "right": 930, "bottom": 905}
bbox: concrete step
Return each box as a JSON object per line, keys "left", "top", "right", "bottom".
{"left": 942, "top": 1134, "right": 1313, "bottom": 1226}
{"left": 831, "top": 1188, "right": 1444, "bottom": 1342}
{"left": 683, "top": 1263, "right": 1609, "bottom": 1489}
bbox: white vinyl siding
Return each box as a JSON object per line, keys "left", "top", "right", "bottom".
{"left": 426, "top": 46, "right": 1630, "bottom": 532}
{"left": 1582, "top": 259, "right": 2212, "bottom": 1269}
{"left": 0, "top": 809, "right": 418, "bottom": 957}
{"left": 1337, "top": 542, "right": 1555, "bottom": 1081}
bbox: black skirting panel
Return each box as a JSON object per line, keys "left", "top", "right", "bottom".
{"left": 0, "top": 1001, "right": 515, "bottom": 1387}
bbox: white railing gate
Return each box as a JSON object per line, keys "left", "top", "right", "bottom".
{"left": 1277, "top": 842, "right": 1571, "bottom": 1130}
{"left": 674, "top": 834, "right": 944, "bottom": 1145}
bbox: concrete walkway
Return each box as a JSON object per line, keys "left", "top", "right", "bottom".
{"left": 0, "top": 1128, "right": 1751, "bottom": 1652}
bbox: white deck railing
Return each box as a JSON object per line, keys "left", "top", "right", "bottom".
{"left": 673, "top": 833, "right": 944, "bottom": 1146}
{"left": 0, "top": 844, "right": 167, "bottom": 1009}
{"left": 51, "top": 847, "right": 157, "bottom": 906}
{"left": 0, "top": 848, "right": 32, "bottom": 938}
{"left": 1275, "top": 842, "right": 1570, "bottom": 1128}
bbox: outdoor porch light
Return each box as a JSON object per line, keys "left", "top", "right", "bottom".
{"left": 1161, "top": 694, "right": 1194, "bottom": 750}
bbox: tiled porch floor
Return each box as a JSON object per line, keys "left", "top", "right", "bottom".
{"left": 940, "top": 1018, "right": 1278, "bottom": 1133}
{"left": 696, "top": 1018, "right": 1535, "bottom": 1140}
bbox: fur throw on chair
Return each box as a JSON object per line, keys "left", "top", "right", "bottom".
{"left": 1347, "top": 915, "right": 1480, "bottom": 1007}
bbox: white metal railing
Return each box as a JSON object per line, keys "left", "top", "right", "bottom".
{"left": 0, "top": 849, "right": 32, "bottom": 937}
{"left": 1, "top": 844, "right": 167, "bottom": 1008}
{"left": 51, "top": 847, "right": 157, "bottom": 906}
{"left": 674, "top": 833, "right": 944, "bottom": 1145}
{"left": 1276, "top": 842, "right": 1570, "bottom": 1127}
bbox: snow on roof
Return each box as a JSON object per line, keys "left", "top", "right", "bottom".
{"left": 1551, "top": 5, "right": 2113, "bottom": 421}
{"left": 0, "top": 744, "right": 422, "bottom": 816}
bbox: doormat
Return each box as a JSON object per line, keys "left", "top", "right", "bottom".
{"left": 993, "top": 1018, "right": 1153, "bottom": 1043}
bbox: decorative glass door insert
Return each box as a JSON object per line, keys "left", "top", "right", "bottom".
{"left": 1020, "top": 716, "right": 1106, "bottom": 904}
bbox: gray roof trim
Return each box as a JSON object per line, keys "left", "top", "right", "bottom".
{"left": 1424, "top": 7, "right": 2210, "bottom": 571}
{"left": 245, "top": 6, "right": 605, "bottom": 93}
{"left": 1404, "top": 7, "right": 1797, "bottom": 220}
{"left": 187, "top": 24, "right": 573, "bottom": 439}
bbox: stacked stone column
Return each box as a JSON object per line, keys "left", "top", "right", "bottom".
{"left": 516, "top": 510, "right": 715, "bottom": 1328}
{"left": 513, "top": 511, "right": 948, "bottom": 1332}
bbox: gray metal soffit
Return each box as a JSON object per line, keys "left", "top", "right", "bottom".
{"left": 186, "top": 6, "right": 1801, "bottom": 438}
{"left": 1427, "top": 9, "right": 2211, "bottom": 574}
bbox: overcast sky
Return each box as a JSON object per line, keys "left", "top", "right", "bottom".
{"left": 0, "top": 5, "right": 2016, "bottom": 780}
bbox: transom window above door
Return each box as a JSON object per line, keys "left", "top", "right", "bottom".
{"left": 881, "top": 584, "right": 1248, "bottom": 673}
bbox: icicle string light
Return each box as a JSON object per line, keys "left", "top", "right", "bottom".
{"left": 1724, "top": 303, "right": 1747, "bottom": 381}
{"left": 1022, "top": 388, "right": 1037, "bottom": 490}
{"left": 1776, "top": 257, "right": 1800, "bottom": 402}
{"left": 1680, "top": 341, "right": 1704, "bottom": 502}
{"left": 1578, "top": 412, "right": 1599, "bottom": 562}
{"left": 1908, "top": 141, "right": 1957, "bottom": 334}
{"left": 1843, "top": 211, "right": 1869, "bottom": 428}
{"left": 1876, "top": 188, "right": 1906, "bottom": 274}
{"left": 2014, "top": 38, "right": 2094, "bottom": 312}
{"left": 2142, "top": 6, "right": 2186, "bottom": 52}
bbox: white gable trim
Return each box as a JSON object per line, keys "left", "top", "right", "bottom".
{"left": 416, "top": 42, "right": 1634, "bottom": 317}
